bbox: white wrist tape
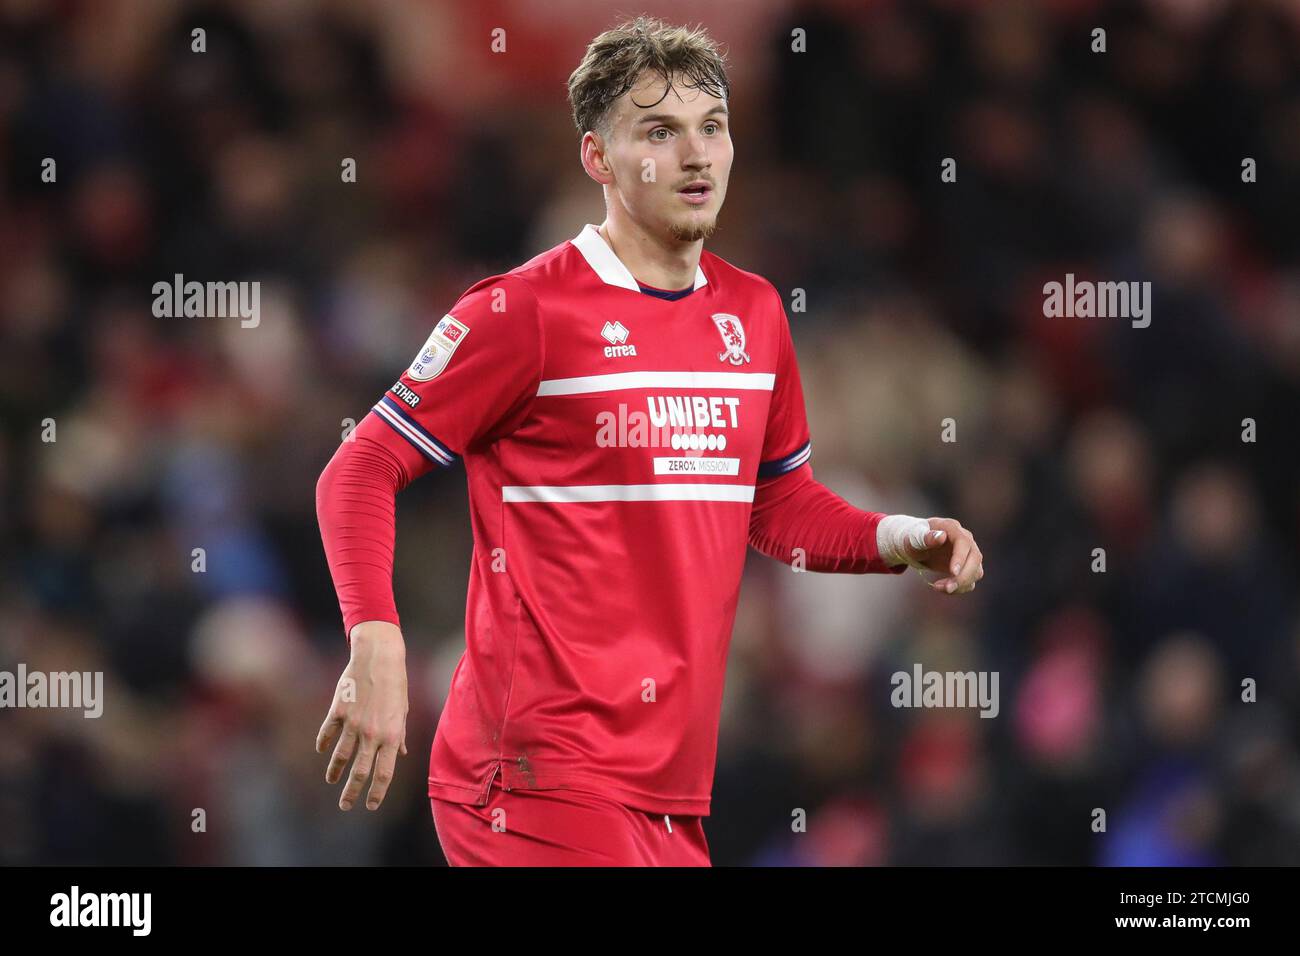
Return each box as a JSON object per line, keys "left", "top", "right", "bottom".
{"left": 876, "top": 514, "right": 933, "bottom": 569}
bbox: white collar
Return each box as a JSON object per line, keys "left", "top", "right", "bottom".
{"left": 570, "top": 224, "right": 708, "bottom": 292}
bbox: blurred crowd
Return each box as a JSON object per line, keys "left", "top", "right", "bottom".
{"left": 1, "top": 0, "right": 1298, "bottom": 866}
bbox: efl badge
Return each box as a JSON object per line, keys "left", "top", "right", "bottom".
{"left": 711, "top": 313, "right": 750, "bottom": 365}
{"left": 408, "top": 314, "right": 469, "bottom": 381}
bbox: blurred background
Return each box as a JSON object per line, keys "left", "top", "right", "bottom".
{"left": 2, "top": 0, "right": 1299, "bottom": 866}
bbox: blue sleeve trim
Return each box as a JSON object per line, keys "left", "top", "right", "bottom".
{"left": 371, "top": 396, "right": 460, "bottom": 466}
{"left": 757, "top": 440, "right": 811, "bottom": 478}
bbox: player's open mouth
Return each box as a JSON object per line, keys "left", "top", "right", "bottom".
{"left": 678, "top": 182, "right": 712, "bottom": 206}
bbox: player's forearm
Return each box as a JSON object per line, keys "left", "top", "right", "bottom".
{"left": 348, "top": 619, "right": 406, "bottom": 654}
{"left": 316, "top": 435, "right": 412, "bottom": 641}
{"left": 748, "top": 463, "right": 908, "bottom": 575}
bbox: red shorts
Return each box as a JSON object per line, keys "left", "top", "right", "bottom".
{"left": 431, "top": 779, "right": 711, "bottom": 866}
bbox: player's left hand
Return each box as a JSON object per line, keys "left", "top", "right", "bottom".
{"left": 900, "top": 518, "right": 984, "bottom": 594}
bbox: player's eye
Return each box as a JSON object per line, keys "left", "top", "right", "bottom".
{"left": 703, "top": 122, "right": 719, "bottom": 135}
{"left": 649, "top": 127, "right": 671, "bottom": 141}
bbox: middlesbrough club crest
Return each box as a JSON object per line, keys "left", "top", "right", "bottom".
{"left": 711, "top": 313, "right": 750, "bottom": 365}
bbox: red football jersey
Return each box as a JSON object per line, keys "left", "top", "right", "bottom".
{"left": 356, "top": 225, "right": 819, "bottom": 816}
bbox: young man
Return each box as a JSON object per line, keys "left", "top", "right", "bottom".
{"left": 315, "top": 17, "right": 983, "bottom": 866}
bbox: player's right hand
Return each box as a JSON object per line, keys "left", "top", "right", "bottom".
{"left": 316, "top": 621, "right": 410, "bottom": 811}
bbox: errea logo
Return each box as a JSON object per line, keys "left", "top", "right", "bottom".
{"left": 601, "top": 321, "right": 636, "bottom": 358}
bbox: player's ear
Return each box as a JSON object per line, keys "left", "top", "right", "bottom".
{"left": 581, "top": 130, "right": 613, "bottom": 184}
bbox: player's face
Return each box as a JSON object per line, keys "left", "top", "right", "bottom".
{"left": 603, "top": 71, "right": 732, "bottom": 244}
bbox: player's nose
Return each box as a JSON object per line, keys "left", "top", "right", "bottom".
{"left": 681, "top": 136, "right": 712, "bottom": 169}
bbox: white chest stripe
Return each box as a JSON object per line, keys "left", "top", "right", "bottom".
{"left": 502, "top": 483, "right": 755, "bottom": 503}
{"left": 537, "top": 371, "right": 775, "bottom": 397}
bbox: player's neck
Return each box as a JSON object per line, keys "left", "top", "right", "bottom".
{"left": 598, "top": 218, "right": 701, "bottom": 292}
